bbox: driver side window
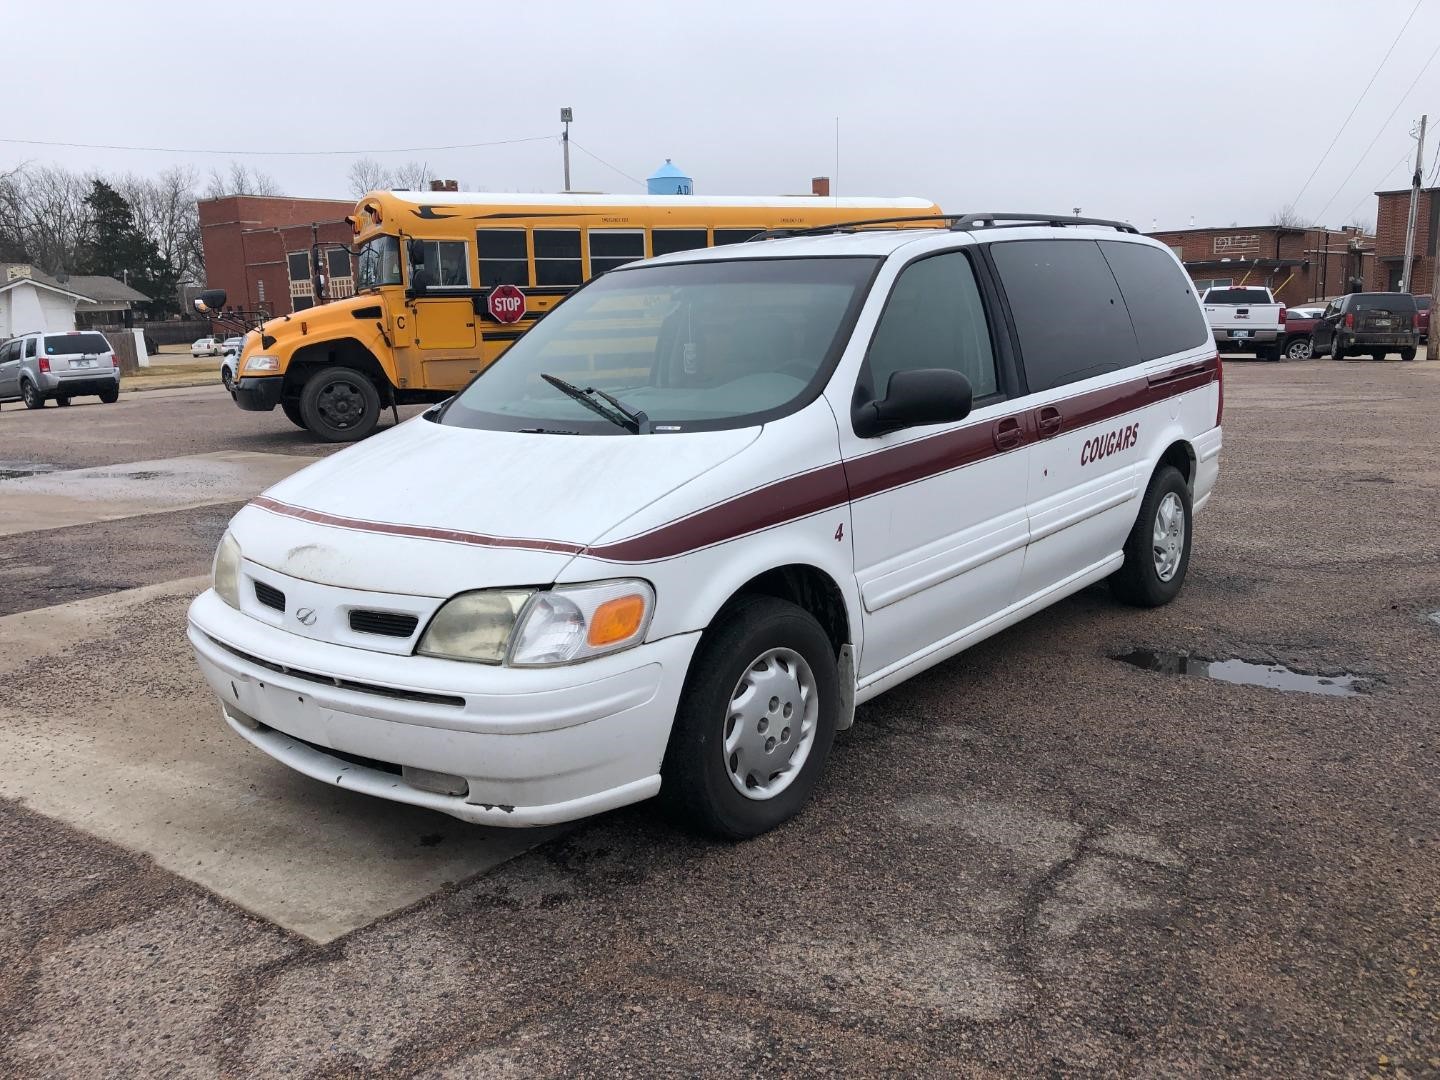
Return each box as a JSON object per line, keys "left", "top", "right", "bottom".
{"left": 862, "top": 251, "right": 1000, "bottom": 403}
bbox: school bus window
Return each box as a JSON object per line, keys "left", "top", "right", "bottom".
{"left": 535, "top": 229, "right": 583, "bottom": 286}
{"left": 476, "top": 229, "right": 529, "bottom": 287}
{"left": 410, "top": 240, "right": 470, "bottom": 287}
{"left": 714, "top": 228, "right": 765, "bottom": 247}
{"left": 590, "top": 229, "right": 645, "bottom": 276}
{"left": 651, "top": 229, "right": 708, "bottom": 256}
{"left": 356, "top": 236, "right": 402, "bottom": 287}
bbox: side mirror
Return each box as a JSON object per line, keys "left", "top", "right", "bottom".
{"left": 193, "top": 288, "right": 227, "bottom": 315}
{"left": 853, "top": 368, "right": 973, "bottom": 438}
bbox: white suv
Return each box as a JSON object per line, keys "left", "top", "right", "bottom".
{"left": 0, "top": 330, "right": 120, "bottom": 407}
{"left": 187, "top": 214, "right": 1222, "bottom": 838}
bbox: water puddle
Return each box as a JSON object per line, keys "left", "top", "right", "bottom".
{"left": 0, "top": 461, "right": 62, "bottom": 481}
{"left": 1426, "top": 611, "right": 1440, "bottom": 628}
{"left": 1113, "top": 649, "right": 1367, "bottom": 697}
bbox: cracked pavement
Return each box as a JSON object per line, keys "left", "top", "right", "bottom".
{"left": 0, "top": 364, "right": 1438, "bottom": 1077}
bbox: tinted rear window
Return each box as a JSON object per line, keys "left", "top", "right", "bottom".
{"left": 44, "top": 333, "right": 110, "bottom": 354}
{"left": 989, "top": 239, "right": 1140, "bottom": 392}
{"left": 1203, "top": 289, "right": 1272, "bottom": 305}
{"left": 1350, "top": 293, "right": 1416, "bottom": 312}
{"left": 1099, "top": 241, "right": 1210, "bottom": 361}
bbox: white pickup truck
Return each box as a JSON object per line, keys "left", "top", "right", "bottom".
{"left": 1201, "top": 286, "right": 1286, "bottom": 360}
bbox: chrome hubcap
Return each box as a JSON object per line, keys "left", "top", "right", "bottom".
{"left": 1288, "top": 339, "right": 1312, "bottom": 359}
{"left": 723, "top": 647, "right": 818, "bottom": 800}
{"left": 1152, "top": 492, "right": 1185, "bottom": 582}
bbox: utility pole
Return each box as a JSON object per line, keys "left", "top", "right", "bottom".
{"left": 560, "top": 107, "right": 573, "bottom": 193}
{"left": 1400, "top": 114, "right": 1426, "bottom": 292}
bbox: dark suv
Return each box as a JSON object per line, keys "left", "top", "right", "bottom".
{"left": 1310, "top": 293, "right": 1420, "bottom": 361}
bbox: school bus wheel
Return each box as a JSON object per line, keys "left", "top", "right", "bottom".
{"left": 297, "top": 366, "right": 382, "bottom": 442}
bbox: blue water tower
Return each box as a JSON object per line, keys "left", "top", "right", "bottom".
{"left": 647, "top": 159, "right": 692, "bottom": 195}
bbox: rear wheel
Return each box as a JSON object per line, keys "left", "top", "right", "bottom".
{"left": 661, "top": 595, "right": 840, "bottom": 839}
{"left": 98, "top": 386, "right": 119, "bottom": 404}
{"left": 1285, "top": 336, "right": 1313, "bottom": 360}
{"left": 1400, "top": 346, "right": 1417, "bottom": 361}
{"left": 298, "top": 366, "right": 381, "bottom": 442}
{"left": 1332, "top": 342, "right": 1347, "bottom": 360}
{"left": 20, "top": 380, "right": 44, "bottom": 409}
{"left": 280, "top": 398, "right": 306, "bottom": 429}
{"left": 1110, "top": 465, "right": 1192, "bottom": 608}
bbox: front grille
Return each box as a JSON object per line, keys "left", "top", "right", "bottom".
{"left": 254, "top": 580, "right": 285, "bottom": 611}
{"left": 205, "top": 634, "right": 465, "bottom": 708}
{"left": 349, "top": 609, "right": 420, "bottom": 638}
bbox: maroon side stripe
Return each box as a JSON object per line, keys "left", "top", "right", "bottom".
{"left": 246, "top": 356, "right": 1217, "bottom": 563}
{"left": 247, "top": 495, "right": 585, "bottom": 555}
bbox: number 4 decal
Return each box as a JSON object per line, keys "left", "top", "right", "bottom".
{"left": 834, "top": 522, "right": 845, "bottom": 542}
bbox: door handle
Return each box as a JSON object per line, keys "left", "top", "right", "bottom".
{"left": 1036, "top": 405, "right": 1063, "bottom": 438}
{"left": 992, "top": 416, "right": 1024, "bottom": 452}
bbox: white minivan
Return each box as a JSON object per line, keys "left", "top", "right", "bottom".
{"left": 188, "top": 214, "right": 1222, "bottom": 838}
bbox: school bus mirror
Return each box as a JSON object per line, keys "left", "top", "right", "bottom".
{"left": 194, "top": 289, "right": 227, "bottom": 314}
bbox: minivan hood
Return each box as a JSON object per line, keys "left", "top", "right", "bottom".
{"left": 232, "top": 417, "right": 760, "bottom": 596}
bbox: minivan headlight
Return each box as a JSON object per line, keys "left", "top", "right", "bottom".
{"left": 417, "top": 580, "right": 654, "bottom": 666}
{"left": 213, "top": 532, "right": 242, "bottom": 608}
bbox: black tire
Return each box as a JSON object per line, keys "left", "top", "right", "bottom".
{"left": 298, "top": 366, "right": 381, "bottom": 442}
{"left": 1370, "top": 349, "right": 1386, "bottom": 362}
{"left": 1284, "top": 336, "right": 1313, "bottom": 360}
{"left": 1400, "top": 347, "right": 1417, "bottom": 362}
{"left": 660, "top": 595, "right": 840, "bottom": 839}
{"left": 1332, "top": 343, "right": 1347, "bottom": 360}
{"left": 1109, "top": 465, "right": 1193, "bottom": 608}
{"left": 56, "top": 395, "right": 71, "bottom": 407}
{"left": 280, "top": 398, "right": 307, "bottom": 429}
{"left": 1257, "top": 344, "right": 1280, "bottom": 361}
{"left": 20, "top": 380, "right": 44, "bottom": 409}
{"left": 221, "top": 366, "right": 234, "bottom": 393}
{"left": 99, "top": 386, "right": 119, "bottom": 404}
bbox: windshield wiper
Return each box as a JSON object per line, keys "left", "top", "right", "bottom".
{"left": 539, "top": 373, "right": 649, "bottom": 434}
{"left": 517, "top": 426, "right": 581, "bottom": 435}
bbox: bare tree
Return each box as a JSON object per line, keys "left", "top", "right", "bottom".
{"left": 1347, "top": 216, "right": 1375, "bottom": 234}
{"left": 1269, "top": 204, "right": 1308, "bottom": 228}
{"left": 118, "top": 166, "right": 203, "bottom": 285}
{"left": 2, "top": 165, "right": 93, "bottom": 274}
{"left": 389, "top": 160, "right": 432, "bottom": 191}
{"left": 347, "top": 157, "right": 391, "bottom": 197}
{"left": 203, "top": 162, "right": 282, "bottom": 198}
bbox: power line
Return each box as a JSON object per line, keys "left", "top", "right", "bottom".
{"left": 0, "top": 134, "right": 556, "bottom": 157}
{"left": 1290, "top": 0, "right": 1425, "bottom": 212}
{"left": 1427, "top": 132, "right": 1440, "bottom": 186}
{"left": 1311, "top": 35, "right": 1440, "bottom": 224}
{"left": 1340, "top": 147, "right": 1412, "bottom": 224}
{"left": 569, "top": 140, "right": 644, "bottom": 186}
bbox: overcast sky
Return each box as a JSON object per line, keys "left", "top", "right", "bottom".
{"left": 6, "top": 0, "right": 1439, "bottom": 230}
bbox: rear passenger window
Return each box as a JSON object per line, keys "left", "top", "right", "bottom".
{"left": 24, "top": 338, "right": 36, "bottom": 358}
{"left": 863, "top": 251, "right": 999, "bottom": 402}
{"left": 1098, "top": 241, "right": 1211, "bottom": 360}
{"left": 989, "top": 239, "right": 1140, "bottom": 392}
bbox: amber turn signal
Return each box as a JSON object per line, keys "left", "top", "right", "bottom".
{"left": 587, "top": 594, "right": 647, "bottom": 647}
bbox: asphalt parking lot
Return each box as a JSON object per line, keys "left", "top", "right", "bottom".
{"left": 1, "top": 355, "right": 1437, "bottom": 1077}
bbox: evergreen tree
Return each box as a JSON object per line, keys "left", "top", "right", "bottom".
{"left": 80, "top": 179, "right": 177, "bottom": 315}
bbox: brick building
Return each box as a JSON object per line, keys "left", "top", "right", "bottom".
{"left": 1146, "top": 224, "right": 1373, "bottom": 306}
{"left": 1366, "top": 185, "right": 1438, "bottom": 296}
{"left": 197, "top": 195, "right": 356, "bottom": 320}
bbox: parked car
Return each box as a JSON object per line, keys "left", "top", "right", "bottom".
{"left": 1281, "top": 308, "right": 1323, "bottom": 359}
{"left": 188, "top": 216, "right": 1223, "bottom": 838}
{"left": 221, "top": 350, "right": 239, "bottom": 394}
{"left": 222, "top": 336, "right": 243, "bottom": 354}
{"left": 192, "top": 337, "right": 223, "bottom": 357}
{"left": 0, "top": 330, "right": 121, "bottom": 408}
{"left": 1416, "top": 294, "right": 1430, "bottom": 343}
{"left": 1310, "top": 292, "right": 1420, "bottom": 360}
{"left": 1201, "top": 285, "right": 1286, "bottom": 359}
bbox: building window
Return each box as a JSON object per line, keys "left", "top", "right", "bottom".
{"left": 534, "top": 229, "right": 582, "bottom": 286}
{"left": 327, "top": 249, "right": 351, "bottom": 279}
{"left": 257, "top": 280, "right": 266, "bottom": 303}
{"left": 589, "top": 229, "right": 645, "bottom": 276}
{"left": 476, "top": 229, "right": 529, "bottom": 286}
{"left": 287, "top": 251, "right": 310, "bottom": 282}
{"left": 292, "top": 295, "right": 314, "bottom": 311}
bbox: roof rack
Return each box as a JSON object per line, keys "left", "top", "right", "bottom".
{"left": 752, "top": 212, "right": 1138, "bottom": 241}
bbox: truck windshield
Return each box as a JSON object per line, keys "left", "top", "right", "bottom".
{"left": 356, "top": 236, "right": 402, "bottom": 288}
{"left": 1204, "top": 289, "right": 1271, "bottom": 304}
{"left": 438, "top": 256, "right": 878, "bottom": 435}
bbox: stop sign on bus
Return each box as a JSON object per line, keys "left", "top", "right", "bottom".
{"left": 487, "top": 284, "right": 526, "bottom": 325}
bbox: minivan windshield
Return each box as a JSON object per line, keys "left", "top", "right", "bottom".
{"left": 438, "top": 256, "right": 878, "bottom": 434}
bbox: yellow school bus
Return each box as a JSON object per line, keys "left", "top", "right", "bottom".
{"left": 223, "top": 190, "right": 941, "bottom": 441}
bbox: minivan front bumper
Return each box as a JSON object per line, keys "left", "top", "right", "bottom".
{"left": 187, "top": 588, "right": 700, "bottom": 826}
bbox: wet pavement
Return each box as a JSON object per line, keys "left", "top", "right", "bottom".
{"left": 1, "top": 360, "right": 1438, "bottom": 1076}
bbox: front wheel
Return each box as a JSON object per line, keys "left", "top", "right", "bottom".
{"left": 1400, "top": 347, "right": 1417, "bottom": 361}
{"left": 1285, "top": 337, "right": 1313, "bottom": 360}
{"left": 661, "top": 596, "right": 840, "bottom": 839}
{"left": 56, "top": 396, "right": 71, "bottom": 407}
{"left": 221, "top": 366, "right": 234, "bottom": 393}
{"left": 1110, "top": 465, "right": 1193, "bottom": 608}
{"left": 298, "top": 366, "right": 381, "bottom": 442}
{"left": 280, "top": 398, "right": 306, "bottom": 429}
{"left": 1370, "top": 349, "right": 1387, "bottom": 362}
{"left": 99, "top": 386, "right": 119, "bottom": 404}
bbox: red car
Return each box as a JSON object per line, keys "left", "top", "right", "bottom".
{"left": 1280, "top": 306, "right": 1324, "bottom": 360}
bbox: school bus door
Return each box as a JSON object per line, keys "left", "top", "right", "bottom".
{"left": 407, "top": 239, "right": 479, "bottom": 389}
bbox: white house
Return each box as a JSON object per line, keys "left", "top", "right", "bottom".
{"left": 0, "top": 264, "right": 94, "bottom": 339}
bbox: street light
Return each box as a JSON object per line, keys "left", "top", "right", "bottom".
{"left": 561, "top": 108, "right": 573, "bottom": 192}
